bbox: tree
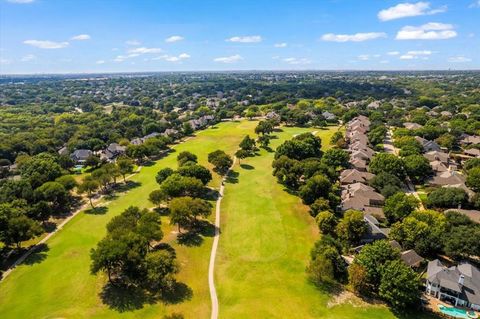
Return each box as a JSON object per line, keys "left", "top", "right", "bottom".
{"left": 348, "top": 263, "right": 369, "bottom": 296}
{"left": 258, "top": 135, "right": 271, "bottom": 149}
{"left": 463, "top": 158, "right": 480, "bottom": 171}
{"left": 383, "top": 192, "right": 419, "bottom": 224}
{"left": 443, "top": 224, "right": 480, "bottom": 258}
{"left": 309, "top": 198, "right": 332, "bottom": 216}
{"left": 321, "top": 149, "right": 349, "bottom": 170}
{"left": 239, "top": 135, "right": 256, "bottom": 154}
{"left": 156, "top": 167, "right": 174, "bottom": 185}
{"left": 85, "top": 155, "right": 101, "bottom": 168}
{"left": 4, "top": 215, "right": 42, "bottom": 248}
{"left": 182, "top": 122, "right": 194, "bottom": 135}
{"left": 177, "top": 151, "right": 197, "bottom": 167}
{"left": 149, "top": 189, "right": 167, "bottom": 207}
{"left": 354, "top": 240, "right": 399, "bottom": 289}
{"left": 275, "top": 133, "right": 322, "bottom": 160}
{"left": 306, "top": 254, "right": 335, "bottom": 288}
{"left": 169, "top": 197, "right": 193, "bottom": 231}
{"left": 144, "top": 249, "right": 179, "bottom": 290}
{"left": 369, "top": 153, "right": 405, "bottom": 179}
{"left": 177, "top": 164, "right": 212, "bottom": 185}
{"left": 235, "top": 149, "right": 249, "bottom": 164}
{"left": 208, "top": 150, "right": 233, "bottom": 175}
{"left": 330, "top": 131, "right": 344, "bottom": 145}
{"left": 160, "top": 174, "right": 204, "bottom": 198}
{"left": 19, "top": 153, "right": 63, "bottom": 189}
{"left": 298, "top": 175, "right": 332, "bottom": 205}
{"left": 78, "top": 175, "right": 100, "bottom": 208}
{"left": 34, "top": 181, "right": 69, "bottom": 209}
{"left": 315, "top": 211, "right": 337, "bottom": 235}
{"left": 425, "top": 187, "right": 468, "bottom": 209}
{"left": 369, "top": 172, "right": 403, "bottom": 198}
{"left": 117, "top": 158, "right": 134, "bottom": 182}
{"left": 379, "top": 260, "right": 420, "bottom": 309}
{"left": 255, "top": 121, "right": 274, "bottom": 135}
{"left": 54, "top": 175, "right": 78, "bottom": 191}
{"left": 466, "top": 167, "right": 480, "bottom": 192}
{"left": 126, "top": 144, "right": 150, "bottom": 163}
{"left": 335, "top": 210, "right": 367, "bottom": 247}
{"left": 403, "top": 155, "right": 432, "bottom": 183}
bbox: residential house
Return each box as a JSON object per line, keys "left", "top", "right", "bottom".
{"left": 58, "top": 146, "right": 69, "bottom": 156}
{"left": 415, "top": 136, "right": 441, "bottom": 152}
{"left": 404, "top": 122, "right": 423, "bottom": 130}
{"left": 340, "top": 169, "right": 375, "bottom": 185}
{"left": 425, "top": 259, "right": 480, "bottom": 310}
{"left": 430, "top": 160, "right": 449, "bottom": 173}
{"left": 400, "top": 250, "right": 424, "bottom": 268}
{"left": 424, "top": 151, "right": 450, "bottom": 165}
{"left": 349, "top": 158, "right": 368, "bottom": 172}
{"left": 429, "top": 171, "right": 466, "bottom": 187}
{"left": 464, "top": 148, "right": 480, "bottom": 158}
{"left": 460, "top": 135, "right": 480, "bottom": 146}
{"left": 99, "top": 143, "right": 126, "bottom": 162}
{"left": 71, "top": 149, "right": 92, "bottom": 163}
{"left": 341, "top": 183, "right": 384, "bottom": 214}
{"left": 360, "top": 214, "right": 389, "bottom": 244}
{"left": 322, "top": 111, "right": 336, "bottom": 121}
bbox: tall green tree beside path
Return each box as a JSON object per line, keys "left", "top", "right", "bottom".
{"left": 239, "top": 135, "right": 256, "bottom": 154}
{"left": 149, "top": 189, "right": 168, "bottom": 207}
{"left": 117, "top": 158, "right": 134, "bottom": 183}
{"left": 78, "top": 175, "right": 100, "bottom": 208}
{"left": 235, "top": 149, "right": 249, "bottom": 164}
{"left": 208, "top": 150, "right": 233, "bottom": 175}
{"left": 379, "top": 260, "right": 420, "bottom": 309}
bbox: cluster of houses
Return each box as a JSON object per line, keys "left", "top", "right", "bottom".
{"left": 187, "top": 115, "right": 215, "bottom": 131}
{"left": 340, "top": 115, "right": 384, "bottom": 219}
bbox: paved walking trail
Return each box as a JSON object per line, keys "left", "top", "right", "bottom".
{"left": 208, "top": 156, "right": 236, "bottom": 319}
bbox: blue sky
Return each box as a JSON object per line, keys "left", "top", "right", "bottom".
{"left": 0, "top": 0, "right": 479, "bottom": 74}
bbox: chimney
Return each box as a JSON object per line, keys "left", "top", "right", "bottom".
{"left": 459, "top": 274, "right": 465, "bottom": 286}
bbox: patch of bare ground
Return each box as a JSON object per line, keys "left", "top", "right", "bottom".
{"left": 327, "top": 289, "right": 385, "bottom": 308}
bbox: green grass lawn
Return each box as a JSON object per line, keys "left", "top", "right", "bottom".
{"left": 215, "top": 126, "right": 437, "bottom": 319}
{"left": 0, "top": 120, "right": 257, "bottom": 319}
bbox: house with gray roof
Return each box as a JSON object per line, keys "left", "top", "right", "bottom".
{"left": 340, "top": 169, "right": 375, "bottom": 185}
{"left": 71, "top": 149, "right": 92, "bottom": 163}
{"left": 424, "top": 151, "right": 450, "bottom": 165}
{"left": 415, "top": 136, "right": 442, "bottom": 152}
{"left": 400, "top": 249, "right": 424, "bottom": 268}
{"left": 429, "top": 171, "right": 466, "bottom": 187}
{"left": 426, "top": 259, "right": 480, "bottom": 310}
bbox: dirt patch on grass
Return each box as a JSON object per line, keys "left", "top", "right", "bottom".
{"left": 327, "top": 290, "right": 385, "bottom": 308}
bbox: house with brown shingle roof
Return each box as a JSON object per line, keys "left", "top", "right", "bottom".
{"left": 340, "top": 169, "right": 375, "bottom": 185}
{"left": 429, "top": 171, "right": 466, "bottom": 187}
{"left": 424, "top": 151, "right": 450, "bottom": 165}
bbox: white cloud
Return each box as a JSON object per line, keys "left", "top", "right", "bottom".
{"left": 387, "top": 51, "right": 400, "bottom": 55}
{"left": 152, "top": 53, "right": 190, "bottom": 62}
{"left": 114, "top": 54, "right": 140, "bottom": 62}
{"left": 378, "top": 2, "right": 447, "bottom": 21}
{"left": 396, "top": 22, "right": 457, "bottom": 40}
{"left": 7, "top": 0, "right": 34, "bottom": 3}
{"left": 469, "top": 0, "right": 480, "bottom": 8}
{"left": 283, "top": 57, "right": 311, "bottom": 65}
{"left": 71, "top": 34, "right": 91, "bottom": 41}
{"left": 226, "top": 35, "right": 262, "bottom": 43}
{"left": 125, "top": 40, "right": 141, "bottom": 46}
{"left": 274, "top": 42, "right": 287, "bottom": 48}
{"left": 96, "top": 60, "right": 105, "bottom": 64}
{"left": 357, "top": 54, "right": 370, "bottom": 61}
{"left": 448, "top": 56, "right": 472, "bottom": 62}
{"left": 214, "top": 54, "right": 243, "bottom": 63}
{"left": 0, "top": 58, "right": 11, "bottom": 65}
{"left": 165, "top": 35, "right": 184, "bottom": 43}
{"left": 20, "top": 54, "right": 36, "bottom": 62}
{"left": 24, "top": 40, "right": 69, "bottom": 49}
{"left": 399, "top": 50, "right": 433, "bottom": 60}
{"left": 128, "top": 47, "right": 163, "bottom": 54}
{"left": 321, "top": 32, "right": 387, "bottom": 42}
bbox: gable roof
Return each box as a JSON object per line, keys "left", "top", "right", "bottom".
{"left": 340, "top": 169, "right": 375, "bottom": 184}
{"left": 401, "top": 249, "right": 424, "bottom": 267}
{"left": 424, "top": 151, "right": 449, "bottom": 164}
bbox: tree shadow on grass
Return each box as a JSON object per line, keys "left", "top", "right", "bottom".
{"left": 273, "top": 128, "right": 283, "bottom": 132}
{"left": 240, "top": 164, "right": 255, "bottom": 170}
{"left": 42, "top": 221, "right": 57, "bottom": 233}
{"left": 23, "top": 243, "right": 49, "bottom": 266}
{"left": 85, "top": 206, "right": 109, "bottom": 215}
{"left": 153, "top": 207, "right": 170, "bottom": 216}
{"left": 177, "top": 231, "right": 203, "bottom": 247}
{"left": 194, "top": 220, "right": 216, "bottom": 237}
{"left": 116, "top": 181, "right": 141, "bottom": 192}
{"left": 159, "top": 281, "right": 193, "bottom": 305}
{"left": 201, "top": 188, "right": 220, "bottom": 201}
{"left": 100, "top": 282, "right": 156, "bottom": 312}
{"left": 225, "top": 170, "right": 239, "bottom": 184}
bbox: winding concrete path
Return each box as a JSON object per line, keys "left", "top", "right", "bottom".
{"left": 208, "top": 156, "right": 236, "bottom": 319}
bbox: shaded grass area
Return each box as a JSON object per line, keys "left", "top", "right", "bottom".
{"left": 0, "top": 120, "right": 257, "bottom": 319}
{"left": 216, "top": 126, "right": 437, "bottom": 319}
